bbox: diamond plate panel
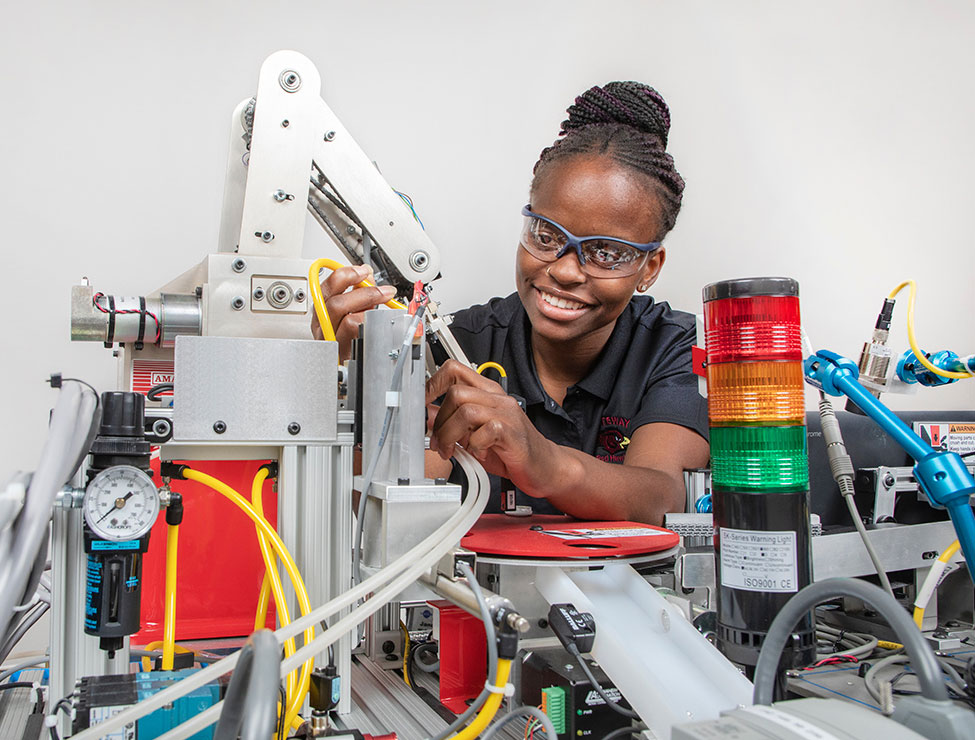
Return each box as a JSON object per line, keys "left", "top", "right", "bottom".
{"left": 174, "top": 335, "right": 337, "bottom": 442}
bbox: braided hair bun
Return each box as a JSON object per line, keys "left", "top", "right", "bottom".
{"left": 561, "top": 81, "right": 672, "bottom": 148}
{"left": 533, "top": 81, "right": 684, "bottom": 240}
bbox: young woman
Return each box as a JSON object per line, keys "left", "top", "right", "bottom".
{"left": 317, "top": 82, "right": 708, "bottom": 526}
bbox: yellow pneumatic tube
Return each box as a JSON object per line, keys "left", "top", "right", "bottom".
{"left": 450, "top": 658, "right": 512, "bottom": 740}
{"left": 161, "top": 523, "right": 180, "bottom": 671}
{"left": 251, "top": 467, "right": 299, "bottom": 713}
{"left": 181, "top": 467, "right": 315, "bottom": 731}
{"left": 890, "top": 280, "right": 973, "bottom": 381}
{"left": 309, "top": 257, "right": 406, "bottom": 347}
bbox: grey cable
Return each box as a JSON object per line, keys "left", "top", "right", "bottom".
{"left": 0, "top": 656, "right": 48, "bottom": 683}
{"left": 0, "top": 382, "right": 98, "bottom": 641}
{"left": 864, "top": 655, "right": 911, "bottom": 703}
{"left": 213, "top": 629, "right": 280, "bottom": 740}
{"left": 0, "top": 601, "right": 49, "bottom": 665}
{"left": 566, "top": 644, "right": 638, "bottom": 719}
{"left": 818, "top": 394, "right": 895, "bottom": 599}
{"left": 352, "top": 305, "right": 426, "bottom": 584}
{"left": 481, "top": 705, "right": 557, "bottom": 740}
{"left": 753, "top": 578, "right": 947, "bottom": 705}
{"left": 429, "top": 560, "right": 499, "bottom": 740}
{"left": 412, "top": 642, "right": 439, "bottom": 672}
{"left": 599, "top": 726, "right": 644, "bottom": 740}
{"left": 815, "top": 625, "right": 878, "bottom": 659}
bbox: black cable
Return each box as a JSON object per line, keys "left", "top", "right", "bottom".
{"left": 276, "top": 684, "right": 286, "bottom": 740}
{"left": 147, "top": 383, "right": 174, "bottom": 402}
{"left": 565, "top": 644, "right": 638, "bottom": 719}
{"left": 0, "top": 681, "right": 35, "bottom": 691}
{"left": 309, "top": 167, "right": 362, "bottom": 227}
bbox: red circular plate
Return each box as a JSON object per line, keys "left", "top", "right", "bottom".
{"left": 461, "top": 515, "right": 679, "bottom": 559}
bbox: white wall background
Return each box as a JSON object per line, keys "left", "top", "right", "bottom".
{"left": 2, "top": 0, "right": 974, "bottom": 475}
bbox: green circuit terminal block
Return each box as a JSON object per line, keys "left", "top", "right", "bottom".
{"left": 542, "top": 685, "right": 567, "bottom": 735}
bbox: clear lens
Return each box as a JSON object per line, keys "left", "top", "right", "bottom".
{"left": 520, "top": 217, "right": 647, "bottom": 277}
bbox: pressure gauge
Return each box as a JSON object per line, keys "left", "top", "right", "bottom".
{"left": 83, "top": 465, "right": 160, "bottom": 541}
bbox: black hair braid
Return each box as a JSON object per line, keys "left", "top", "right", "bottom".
{"left": 532, "top": 81, "right": 685, "bottom": 240}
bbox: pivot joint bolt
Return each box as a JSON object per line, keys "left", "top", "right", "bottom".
{"left": 279, "top": 70, "right": 301, "bottom": 92}
{"left": 409, "top": 250, "right": 429, "bottom": 271}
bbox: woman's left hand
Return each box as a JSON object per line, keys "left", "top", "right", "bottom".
{"left": 425, "top": 360, "right": 556, "bottom": 495}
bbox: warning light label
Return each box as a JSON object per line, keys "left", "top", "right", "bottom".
{"left": 914, "top": 422, "right": 975, "bottom": 456}
{"left": 720, "top": 528, "right": 798, "bottom": 593}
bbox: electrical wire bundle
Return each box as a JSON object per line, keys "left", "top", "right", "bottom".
{"left": 0, "top": 379, "right": 99, "bottom": 657}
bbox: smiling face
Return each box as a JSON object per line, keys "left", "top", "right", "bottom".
{"left": 517, "top": 154, "right": 666, "bottom": 350}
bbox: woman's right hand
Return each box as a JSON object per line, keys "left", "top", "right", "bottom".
{"left": 311, "top": 263, "right": 397, "bottom": 362}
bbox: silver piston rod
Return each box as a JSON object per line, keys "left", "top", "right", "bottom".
{"left": 70, "top": 285, "right": 201, "bottom": 348}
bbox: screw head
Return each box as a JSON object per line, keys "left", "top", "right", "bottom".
{"left": 882, "top": 473, "right": 895, "bottom": 488}
{"left": 231, "top": 296, "right": 245, "bottom": 310}
{"left": 253, "top": 287, "right": 265, "bottom": 300}
{"left": 324, "top": 130, "right": 336, "bottom": 141}
{"left": 152, "top": 419, "right": 172, "bottom": 437}
{"left": 346, "top": 225, "right": 357, "bottom": 234}
{"left": 381, "top": 640, "right": 395, "bottom": 654}
{"left": 287, "top": 422, "right": 301, "bottom": 436}
{"left": 281, "top": 119, "right": 290, "bottom": 128}
{"left": 260, "top": 231, "right": 274, "bottom": 243}
{"left": 294, "top": 288, "right": 306, "bottom": 302}
{"left": 213, "top": 420, "right": 227, "bottom": 434}
{"left": 232, "top": 258, "right": 246, "bottom": 273}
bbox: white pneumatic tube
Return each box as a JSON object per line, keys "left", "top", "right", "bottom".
{"left": 70, "top": 447, "right": 490, "bottom": 740}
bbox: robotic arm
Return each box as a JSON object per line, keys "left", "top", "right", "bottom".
{"left": 804, "top": 349, "right": 975, "bottom": 582}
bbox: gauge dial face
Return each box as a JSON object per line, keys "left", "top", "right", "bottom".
{"left": 83, "top": 465, "right": 160, "bottom": 541}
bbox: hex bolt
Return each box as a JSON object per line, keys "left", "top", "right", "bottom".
{"left": 232, "top": 258, "right": 247, "bottom": 273}
{"left": 294, "top": 288, "right": 306, "bottom": 302}
{"left": 287, "top": 422, "right": 301, "bottom": 436}
{"left": 213, "top": 420, "right": 227, "bottom": 434}
{"left": 409, "top": 250, "right": 430, "bottom": 271}
{"left": 324, "top": 130, "right": 336, "bottom": 141}
{"left": 253, "top": 287, "right": 265, "bottom": 300}
{"left": 231, "top": 296, "right": 245, "bottom": 310}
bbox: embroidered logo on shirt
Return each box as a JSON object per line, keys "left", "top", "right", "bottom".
{"left": 597, "top": 416, "right": 630, "bottom": 463}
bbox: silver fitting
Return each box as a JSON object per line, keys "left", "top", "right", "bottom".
{"left": 56, "top": 486, "right": 85, "bottom": 509}
{"left": 409, "top": 250, "right": 430, "bottom": 272}
{"left": 273, "top": 189, "right": 295, "bottom": 202}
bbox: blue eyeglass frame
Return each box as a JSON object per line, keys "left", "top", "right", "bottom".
{"left": 521, "top": 205, "right": 662, "bottom": 267}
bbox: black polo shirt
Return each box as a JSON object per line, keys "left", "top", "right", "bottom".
{"left": 446, "top": 293, "right": 708, "bottom": 514}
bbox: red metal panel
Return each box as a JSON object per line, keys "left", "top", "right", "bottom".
{"left": 134, "top": 458, "right": 277, "bottom": 644}
{"left": 430, "top": 599, "right": 487, "bottom": 714}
